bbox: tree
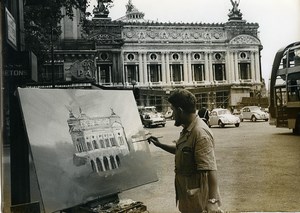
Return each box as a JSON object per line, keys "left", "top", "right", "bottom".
{"left": 24, "top": 0, "right": 89, "bottom": 64}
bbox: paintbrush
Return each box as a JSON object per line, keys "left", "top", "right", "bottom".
{"left": 133, "top": 136, "right": 163, "bottom": 143}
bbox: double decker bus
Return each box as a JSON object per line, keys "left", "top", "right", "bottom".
{"left": 269, "top": 41, "right": 300, "bottom": 134}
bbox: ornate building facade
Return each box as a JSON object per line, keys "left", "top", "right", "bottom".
{"left": 46, "top": 0, "right": 264, "bottom": 111}
{"left": 67, "top": 108, "right": 130, "bottom": 174}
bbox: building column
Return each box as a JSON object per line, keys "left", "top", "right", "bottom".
{"left": 225, "top": 51, "right": 231, "bottom": 83}
{"left": 138, "top": 51, "right": 144, "bottom": 84}
{"left": 109, "top": 66, "right": 112, "bottom": 84}
{"left": 183, "top": 52, "right": 188, "bottom": 83}
{"left": 143, "top": 52, "right": 148, "bottom": 83}
{"left": 161, "top": 52, "right": 166, "bottom": 83}
{"left": 121, "top": 51, "right": 125, "bottom": 85}
{"left": 124, "top": 65, "right": 128, "bottom": 85}
{"left": 234, "top": 51, "right": 239, "bottom": 82}
{"left": 254, "top": 51, "right": 261, "bottom": 82}
{"left": 250, "top": 51, "right": 255, "bottom": 83}
{"left": 166, "top": 52, "right": 171, "bottom": 83}
{"left": 208, "top": 52, "right": 213, "bottom": 82}
{"left": 204, "top": 52, "right": 209, "bottom": 83}
{"left": 187, "top": 52, "right": 192, "bottom": 83}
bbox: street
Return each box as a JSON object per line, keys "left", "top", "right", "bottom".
{"left": 3, "top": 120, "right": 300, "bottom": 212}
{"left": 120, "top": 120, "right": 300, "bottom": 212}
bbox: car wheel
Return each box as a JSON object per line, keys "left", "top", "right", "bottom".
{"left": 264, "top": 119, "right": 268, "bottom": 121}
{"left": 241, "top": 118, "right": 244, "bottom": 122}
{"left": 218, "top": 120, "right": 225, "bottom": 128}
{"left": 251, "top": 115, "right": 257, "bottom": 122}
{"left": 235, "top": 123, "right": 240, "bottom": 127}
{"left": 162, "top": 124, "right": 165, "bottom": 127}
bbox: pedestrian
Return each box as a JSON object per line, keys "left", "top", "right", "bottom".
{"left": 198, "top": 107, "right": 210, "bottom": 125}
{"left": 147, "top": 89, "right": 223, "bottom": 213}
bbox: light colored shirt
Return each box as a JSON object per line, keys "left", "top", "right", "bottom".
{"left": 174, "top": 116, "right": 219, "bottom": 212}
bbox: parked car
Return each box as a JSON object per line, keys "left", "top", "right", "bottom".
{"left": 208, "top": 108, "right": 240, "bottom": 128}
{"left": 240, "top": 106, "right": 269, "bottom": 122}
{"left": 164, "top": 107, "right": 173, "bottom": 119}
{"left": 138, "top": 106, "right": 166, "bottom": 128}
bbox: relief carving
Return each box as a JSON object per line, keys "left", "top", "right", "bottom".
{"left": 230, "top": 35, "right": 260, "bottom": 45}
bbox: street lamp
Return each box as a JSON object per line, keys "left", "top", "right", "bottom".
{"left": 131, "top": 79, "right": 137, "bottom": 90}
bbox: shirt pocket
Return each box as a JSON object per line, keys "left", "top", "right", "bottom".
{"left": 180, "top": 146, "right": 195, "bottom": 173}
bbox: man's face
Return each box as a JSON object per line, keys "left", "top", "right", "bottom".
{"left": 171, "top": 105, "right": 182, "bottom": 127}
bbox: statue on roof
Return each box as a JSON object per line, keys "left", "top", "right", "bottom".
{"left": 93, "top": 0, "right": 113, "bottom": 18}
{"left": 126, "top": 0, "right": 135, "bottom": 13}
{"left": 228, "top": 0, "right": 243, "bottom": 21}
{"left": 230, "top": 0, "right": 239, "bottom": 12}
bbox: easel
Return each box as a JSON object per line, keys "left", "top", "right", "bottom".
{"left": 10, "top": 83, "right": 149, "bottom": 213}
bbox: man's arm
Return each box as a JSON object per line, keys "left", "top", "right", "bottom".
{"left": 147, "top": 136, "right": 176, "bottom": 154}
{"left": 207, "top": 170, "right": 222, "bottom": 212}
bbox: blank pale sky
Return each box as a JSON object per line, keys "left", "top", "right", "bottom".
{"left": 88, "top": 0, "right": 300, "bottom": 88}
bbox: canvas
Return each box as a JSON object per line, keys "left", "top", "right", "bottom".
{"left": 17, "top": 88, "right": 158, "bottom": 213}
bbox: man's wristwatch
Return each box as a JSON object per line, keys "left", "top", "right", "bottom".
{"left": 208, "top": 198, "right": 219, "bottom": 204}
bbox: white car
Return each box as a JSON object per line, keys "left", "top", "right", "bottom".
{"left": 208, "top": 108, "right": 240, "bottom": 128}
{"left": 240, "top": 106, "right": 269, "bottom": 122}
{"left": 138, "top": 106, "right": 166, "bottom": 128}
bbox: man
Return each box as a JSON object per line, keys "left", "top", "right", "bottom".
{"left": 147, "top": 89, "right": 223, "bottom": 213}
{"left": 198, "top": 107, "right": 210, "bottom": 125}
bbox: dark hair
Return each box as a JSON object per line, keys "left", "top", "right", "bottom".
{"left": 168, "top": 89, "right": 197, "bottom": 113}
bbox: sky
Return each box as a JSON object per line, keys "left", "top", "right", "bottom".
{"left": 88, "top": 0, "right": 300, "bottom": 89}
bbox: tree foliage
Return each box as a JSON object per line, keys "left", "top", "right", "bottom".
{"left": 24, "top": 0, "right": 89, "bottom": 62}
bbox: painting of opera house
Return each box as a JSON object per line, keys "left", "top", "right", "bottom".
{"left": 67, "top": 107, "right": 130, "bottom": 174}
{"left": 18, "top": 88, "right": 158, "bottom": 213}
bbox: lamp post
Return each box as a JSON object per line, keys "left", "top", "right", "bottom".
{"left": 131, "top": 79, "right": 137, "bottom": 101}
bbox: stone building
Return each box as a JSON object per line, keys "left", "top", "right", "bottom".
{"left": 47, "top": 0, "right": 264, "bottom": 111}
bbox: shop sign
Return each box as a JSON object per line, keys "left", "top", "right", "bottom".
{"left": 5, "top": 8, "right": 17, "bottom": 49}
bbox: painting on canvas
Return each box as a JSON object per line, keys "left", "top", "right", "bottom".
{"left": 18, "top": 88, "right": 158, "bottom": 213}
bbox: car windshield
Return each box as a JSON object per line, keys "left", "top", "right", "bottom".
{"left": 250, "top": 106, "right": 261, "bottom": 112}
{"left": 144, "top": 107, "right": 157, "bottom": 113}
{"left": 218, "top": 109, "right": 231, "bottom": 115}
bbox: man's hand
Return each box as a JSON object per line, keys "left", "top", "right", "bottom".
{"left": 206, "top": 203, "right": 223, "bottom": 213}
{"left": 147, "top": 136, "right": 162, "bottom": 147}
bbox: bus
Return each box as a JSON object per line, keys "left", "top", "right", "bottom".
{"left": 269, "top": 41, "right": 300, "bottom": 134}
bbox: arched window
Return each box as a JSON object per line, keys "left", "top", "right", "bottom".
{"left": 110, "top": 138, "right": 117, "bottom": 146}
{"left": 118, "top": 136, "right": 124, "bottom": 145}
{"left": 99, "top": 139, "right": 105, "bottom": 148}
{"left": 96, "top": 158, "right": 104, "bottom": 172}
{"left": 105, "top": 138, "right": 110, "bottom": 147}
{"left": 91, "top": 160, "right": 96, "bottom": 172}
{"left": 110, "top": 156, "right": 117, "bottom": 169}
{"left": 103, "top": 157, "right": 110, "bottom": 171}
{"left": 92, "top": 140, "right": 99, "bottom": 149}
{"left": 87, "top": 142, "right": 93, "bottom": 151}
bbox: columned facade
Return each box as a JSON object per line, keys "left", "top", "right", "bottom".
{"left": 49, "top": 0, "right": 264, "bottom": 111}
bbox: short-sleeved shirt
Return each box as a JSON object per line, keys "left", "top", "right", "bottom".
{"left": 174, "top": 116, "right": 219, "bottom": 212}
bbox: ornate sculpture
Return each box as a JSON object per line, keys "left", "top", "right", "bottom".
{"left": 228, "top": 0, "right": 243, "bottom": 21}
{"left": 93, "top": 0, "right": 113, "bottom": 18}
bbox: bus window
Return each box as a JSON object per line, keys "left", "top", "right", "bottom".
{"left": 276, "top": 87, "right": 287, "bottom": 107}
{"left": 279, "top": 54, "right": 287, "bottom": 69}
{"left": 288, "top": 51, "right": 295, "bottom": 67}
{"left": 295, "top": 49, "right": 300, "bottom": 66}
{"left": 287, "top": 73, "right": 300, "bottom": 101}
{"left": 275, "top": 75, "right": 286, "bottom": 86}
